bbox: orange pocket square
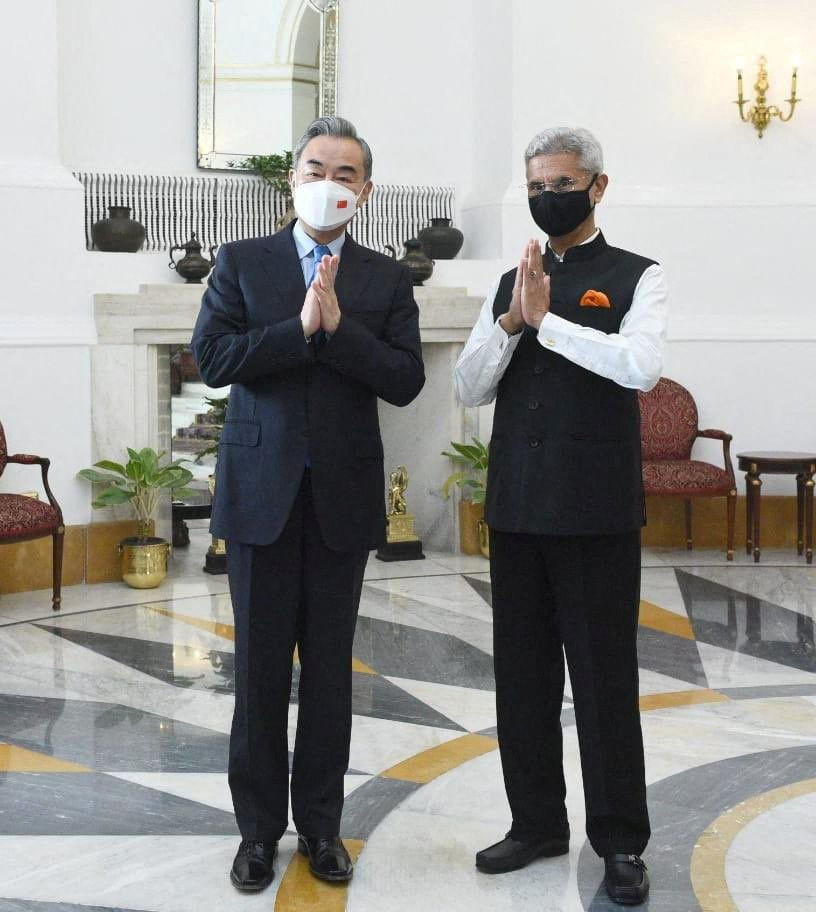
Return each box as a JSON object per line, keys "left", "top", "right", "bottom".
{"left": 580, "top": 290, "right": 612, "bottom": 309}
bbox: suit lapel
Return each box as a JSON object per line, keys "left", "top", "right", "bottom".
{"left": 335, "top": 235, "right": 374, "bottom": 310}
{"left": 261, "top": 224, "right": 306, "bottom": 308}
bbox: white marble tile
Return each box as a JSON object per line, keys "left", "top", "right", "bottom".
{"left": 726, "top": 791, "right": 816, "bottom": 898}
{"left": 288, "top": 705, "right": 463, "bottom": 776}
{"left": 37, "top": 603, "right": 234, "bottom": 651}
{"left": 430, "top": 552, "right": 491, "bottom": 574}
{"left": 683, "top": 565, "right": 816, "bottom": 618}
{"left": 107, "top": 772, "right": 372, "bottom": 818}
{"left": 641, "top": 698, "right": 816, "bottom": 786}
{"left": 638, "top": 668, "right": 704, "bottom": 696}
{"left": 363, "top": 554, "right": 454, "bottom": 581}
{"left": 0, "top": 623, "right": 234, "bottom": 734}
{"left": 697, "top": 642, "right": 816, "bottom": 689}
{"left": 0, "top": 834, "right": 294, "bottom": 911}
{"left": 640, "top": 567, "right": 691, "bottom": 617}
{"left": 384, "top": 677, "right": 497, "bottom": 733}
{"left": 365, "top": 575, "right": 493, "bottom": 623}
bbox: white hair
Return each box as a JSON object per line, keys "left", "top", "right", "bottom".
{"left": 524, "top": 127, "right": 604, "bottom": 173}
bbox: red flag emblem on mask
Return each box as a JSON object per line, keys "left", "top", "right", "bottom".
{"left": 337, "top": 200, "right": 348, "bottom": 209}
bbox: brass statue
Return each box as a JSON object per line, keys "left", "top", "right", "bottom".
{"left": 378, "top": 464, "right": 424, "bottom": 561}
{"left": 388, "top": 465, "right": 409, "bottom": 516}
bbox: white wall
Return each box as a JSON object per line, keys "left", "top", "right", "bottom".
{"left": 2, "top": 0, "right": 814, "bottom": 532}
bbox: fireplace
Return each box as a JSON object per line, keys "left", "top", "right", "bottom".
{"left": 92, "top": 284, "right": 489, "bottom": 551}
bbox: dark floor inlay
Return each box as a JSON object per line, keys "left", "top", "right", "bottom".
{"left": 36, "top": 625, "right": 235, "bottom": 693}
{"left": 675, "top": 570, "right": 816, "bottom": 674}
{"left": 352, "top": 616, "right": 496, "bottom": 690}
{"left": 0, "top": 695, "right": 228, "bottom": 772}
{"left": 462, "top": 574, "right": 493, "bottom": 607}
{"left": 0, "top": 772, "right": 238, "bottom": 836}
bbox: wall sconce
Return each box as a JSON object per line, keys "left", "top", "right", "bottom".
{"left": 735, "top": 55, "right": 801, "bottom": 138}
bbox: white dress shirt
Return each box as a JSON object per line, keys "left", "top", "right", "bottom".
{"left": 454, "top": 231, "right": 668, "bottom": 407}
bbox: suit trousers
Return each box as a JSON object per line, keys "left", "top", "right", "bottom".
{"left": 227, "top": 469, "right": 368, "bottom": 841}
{"left": 490, "top": 528, "right": 650, "bottom": 857}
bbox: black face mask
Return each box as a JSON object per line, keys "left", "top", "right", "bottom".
{"left": 528, "top": 173, "right": 598, "bottom": 238}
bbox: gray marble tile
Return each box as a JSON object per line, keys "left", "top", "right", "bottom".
{"left": 352, "top": 615, "right": 495, "bottom": 690}
{"left": 0, "top": 901, "right": 149, "bottom": 912}
{"left": 0, "top": 772, "right": 238, "bottom": 836}
{"left": 0, "top": 695, "right": 229, "bottom": 772}
{"left": 340, "top": 776, "right": 421, "bottom": 840}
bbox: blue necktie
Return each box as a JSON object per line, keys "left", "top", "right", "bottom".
{"left": 308, "top": 244, "right": 332, "bottom": 288}
{"left": 304, "top": 245, "right": 332, "bottom": 469}
{"left": 308, "top": 244, "right": 332, "bottom": 348}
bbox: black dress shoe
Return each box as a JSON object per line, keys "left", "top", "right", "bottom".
{"left": 298, "top": 835, "right": 353, "bottom": 882}
{"left": 604, "top": 854, "right": 649, "bottom": 905}
{"left": 475, "top": 831, "right": 570, "bottom": 874}
{"left": 230, "top": 840, "right": 278, "bottom": 892}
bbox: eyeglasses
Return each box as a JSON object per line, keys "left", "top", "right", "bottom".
{"left": 525, "top": 174, "right": 596, "bottom": 198}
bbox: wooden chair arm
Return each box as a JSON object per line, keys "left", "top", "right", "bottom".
{"left": 6, "top": 455, "right": 64, "bottom": 523}
{"left": 696, "top": 428, "right": 732, "bottom": 442}
{"left": 696, "top": 430, "right": 735, "bottom": 482}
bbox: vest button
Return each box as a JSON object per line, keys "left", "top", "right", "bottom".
{"left": 528, "top": 400, "right": 540, "bottom": 410}
{"left": 528, "top": 437, "right": 540, "bottom": 448}
{"left": 533, "top": 364, "right": 545, "bottom": 375}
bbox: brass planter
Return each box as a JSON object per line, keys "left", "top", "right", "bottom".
{"left": 118, "top": 537, "right": 170, "bottom": 589}
{"left": 459, "top": 500, "right": 485, "bottom": 555}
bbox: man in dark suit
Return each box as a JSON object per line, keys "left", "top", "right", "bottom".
{"left": 191, "top": 116, "right": 424, "bottom": 892}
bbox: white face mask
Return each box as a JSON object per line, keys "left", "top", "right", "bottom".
{"left": 292, "top": 179, "right": 365, "bottom": 231}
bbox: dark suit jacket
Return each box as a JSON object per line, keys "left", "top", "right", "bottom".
{"left": 191, "top": 224, "right": 425, "bottom": 551}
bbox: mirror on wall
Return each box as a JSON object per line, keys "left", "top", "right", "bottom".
{"left": 198, "top": 0, "right": 339, "bottom": 170}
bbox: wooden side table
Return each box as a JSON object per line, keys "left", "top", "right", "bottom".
{"left": 737, "top": 451, "right": 816, "bottom": 564}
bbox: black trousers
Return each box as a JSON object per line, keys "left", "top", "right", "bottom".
{"left": 227, "top": 470, "right": 368, "bottom": 841}
{"left": 490, "top": 529, "right": 649, "bottom": 857}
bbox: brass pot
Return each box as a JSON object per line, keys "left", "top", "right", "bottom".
{"left": 118, "top": 537, "right": 170, "bottom": 588}
{"left": 459, "top": 500, "right": 485, "bottom": 555}
{"left": 477, "top": 519, "right": 491, "bottom": 559}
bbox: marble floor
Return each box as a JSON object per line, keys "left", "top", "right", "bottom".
{"left": 0, "top": 531, "right": 814, "bottom": 911}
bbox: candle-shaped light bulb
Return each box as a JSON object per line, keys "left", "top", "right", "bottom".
{"left": 735, "top": 56, "right": 745, "bottom": 74}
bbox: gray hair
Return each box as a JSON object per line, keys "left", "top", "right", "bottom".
{"left": 293, "top": 116, "right": 373, "bottom": 181}
{"left": 524, "top": 127, "right": 604, "bottom": 173}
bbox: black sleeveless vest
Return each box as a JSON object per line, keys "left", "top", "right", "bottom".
{"left": 486, "top": 232, "right": 656, "bottom": 536}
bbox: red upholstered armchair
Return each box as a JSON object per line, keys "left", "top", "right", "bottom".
{"left": 0, "top": 420, "right": 64, "bottom": 610}
{"left": 638, "top": 378, "right": 737, "bottom": 560}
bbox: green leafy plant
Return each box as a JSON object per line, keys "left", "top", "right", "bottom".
{"left": 195, "top": 394, "right": 229, "bottom": 463}
{"left": 442, "top": 438, "right": 489, "bottom": 504}
{"left": 235, "top": 151, "right": 294, "bottom": 198}
{"left": 79, "top": 448, "right": 195, "bottom": 542}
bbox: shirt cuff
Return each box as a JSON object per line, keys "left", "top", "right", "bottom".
{"left": 494, "top": 317, "right": 523, "bottom": 357}
{"left": 536, "top": 312, "right": 574, "bottom": 351}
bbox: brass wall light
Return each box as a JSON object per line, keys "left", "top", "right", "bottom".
{"left": 735, "top": 55, "right": 801, "bottom": 138}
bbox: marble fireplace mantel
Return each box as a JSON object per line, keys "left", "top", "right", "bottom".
{"left": 91, "top": 283, "right": 490, "bottom": 551}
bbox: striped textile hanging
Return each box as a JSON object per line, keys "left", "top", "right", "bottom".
{"left": 75, "top": 172, "right": 456, "bottom": 257}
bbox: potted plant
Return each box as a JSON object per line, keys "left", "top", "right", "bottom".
{"left": 237, "top": 151, "right": 295, "bottom": 229}
{"left": 79, "top": 448, "right": 194, "bottom": 588}
{"left": 442, "top": 438, "right": 490, "bottom": 557}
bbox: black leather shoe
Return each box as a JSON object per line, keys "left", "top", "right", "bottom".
{"left": 298, "top": 835, "right": 354, "bottom": 882}
{"left": 230, "top": 840, "right": 277, "bottom": 892}
{"left": 604, "top": 854, "right": 649, "bottom": 905}
{"left": 475, "top": 831, "right": 570, "bottom": 874}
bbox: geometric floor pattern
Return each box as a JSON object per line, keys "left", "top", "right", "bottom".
{"left": 0, "top": 532, "right": 814, "bottom": 911}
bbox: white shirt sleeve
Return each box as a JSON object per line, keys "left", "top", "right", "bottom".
{"left": 454, "top": 277, "right": 524, "bottom": 406}
{"left": 535, "top": 263, "right": 669, "bottom": 392}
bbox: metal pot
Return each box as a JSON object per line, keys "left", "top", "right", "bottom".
{"left": 118, "top": 537, "right": 170, "bottom": 588}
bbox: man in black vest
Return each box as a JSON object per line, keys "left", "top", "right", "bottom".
{"left": 192, "top": 117, "right": 424, "bottom": 892}
{"left": 455, "top": 127, "right": 668, "bottom": 906}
